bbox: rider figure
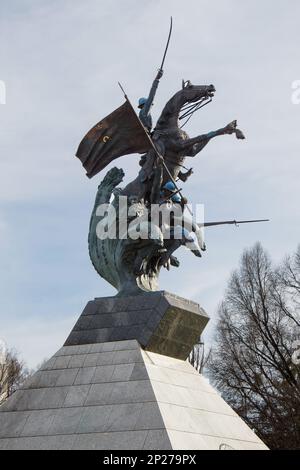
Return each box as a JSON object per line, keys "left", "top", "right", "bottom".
{"left": 138, "top": 69, "right": 163, "bottom": 132}
{"left": 159, "top": 181, "right": 206, "bottom": 258}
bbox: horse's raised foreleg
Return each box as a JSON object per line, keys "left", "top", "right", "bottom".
{"left": 202, "top": 120, "right": 246, "bottom": 143}
{"left": 179, "top": 120, "right": 245, "bottom": 157}
{"left": 173, "top": 132, "right": 217, "bottom": 156}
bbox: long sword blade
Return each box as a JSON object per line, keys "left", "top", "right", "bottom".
{"left": 160, "top": 17, "right": 173, "bottom": 70}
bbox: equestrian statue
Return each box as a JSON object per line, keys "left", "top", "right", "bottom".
{"left": 75, "top": 20, "right": 267, "bottom": 296}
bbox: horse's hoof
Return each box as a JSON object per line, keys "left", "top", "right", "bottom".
{"left": 192, "top": 250, "right": 202, "bottom": 258}
{"left": 170, "top": 256, "right": 180, "bottom": 267}
{"left": 224, "top": 120, "right": 237, "bottom": 135}
{"left": 235, "top": 128, "right": 246, "bottom": 140}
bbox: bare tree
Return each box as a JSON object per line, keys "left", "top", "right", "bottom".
{"left": 0, "top": 346, "right": 29, "bottom": 406}
{"left": 189, "top": 339, "right": 211, "bottom": 374}
{"left": 276, "top": 245, "right": 300, "bottom": 326}
{"left": 207, "top": 242, "right": 300, "bottom": 449}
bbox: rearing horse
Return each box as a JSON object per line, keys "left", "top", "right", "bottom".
{"left": 122, "top": 80, "right": 245, "bottom": 203}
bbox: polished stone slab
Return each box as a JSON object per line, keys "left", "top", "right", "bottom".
{"left": 65, "top": 291, "right": 209, "bottom": 360}
{"left": 0, "top": 339, "right": 268, "bottom": 450}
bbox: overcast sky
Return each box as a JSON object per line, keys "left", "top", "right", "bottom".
{"left": 0, "top": 0, "right": 299, "bottom": 368}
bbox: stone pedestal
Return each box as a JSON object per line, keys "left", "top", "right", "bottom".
{"left": 65, "top": 291, "right": 209, "bottom": 360}
{"left": 0, "top": 292, "right": 268, "bottom": 450}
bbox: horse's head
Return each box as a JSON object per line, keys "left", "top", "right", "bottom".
{"left": 155, "top": 81, "right": 216, "bottom": 130}
{"left": 180, "top": 80, "right": 215, "bottom": 104}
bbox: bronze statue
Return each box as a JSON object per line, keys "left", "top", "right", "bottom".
{"left": 75, "top": 23, "right": 268, "bottom": 296}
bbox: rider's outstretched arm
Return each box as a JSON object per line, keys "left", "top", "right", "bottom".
{"left": 142, "top": 69, "right": 163, "bottom": 116}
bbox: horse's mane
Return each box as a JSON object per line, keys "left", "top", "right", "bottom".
{"left": 155, "top": 90, "right": 183, "bottom": 130}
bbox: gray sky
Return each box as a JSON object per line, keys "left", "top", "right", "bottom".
{"left": 1, "top": 0, "right": 300, "bottom": 368}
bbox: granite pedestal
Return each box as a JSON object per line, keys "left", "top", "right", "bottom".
{"left": 0, "top": 291, "right": 268, "bottom": 450}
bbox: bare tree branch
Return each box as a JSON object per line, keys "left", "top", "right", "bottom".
{"left": 207, "top": 242, "right": 300, "bottom": 449}
{"left": 0, "top": 347, "right": 30, "bottom": 406}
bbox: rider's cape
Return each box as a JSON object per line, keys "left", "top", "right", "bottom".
{"left": 76, "top": 100, "right": 151, "bottom": 178}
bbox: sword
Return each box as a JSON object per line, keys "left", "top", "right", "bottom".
{"left": 159, "top": 17, "right": 173, "bottom": 71}
{"left": 200, "top": 219, "right": 270, "bottom": 228}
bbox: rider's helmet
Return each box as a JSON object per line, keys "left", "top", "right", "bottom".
{"left": 171, "top": 193, "right": 181, "bottom": 203}
{"left": 162, "top": 181, "right": 176, "bottom": 192}
{"left": 138, "top": 97, "right": 147, "bottom": 108}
